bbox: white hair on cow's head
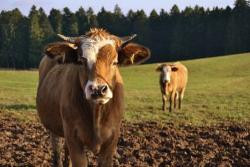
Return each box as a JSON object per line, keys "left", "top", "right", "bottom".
{"left": 162, "top": 66, "right": 171, "bottom": 83}
{"left": 80, "top": 36, "right": 115, "bottom": 69}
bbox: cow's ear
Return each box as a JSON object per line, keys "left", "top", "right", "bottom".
{"left": 118, "top": 43, "right": 151, "bottom": 66}
{"left": 156, "top": 64, "right": 164, "bottom": 72}
{"left": 44, "top": 42, "right": 78, "bottom": 63}
{"left": 171, "top": 66, "right": 178, "bottom": 72}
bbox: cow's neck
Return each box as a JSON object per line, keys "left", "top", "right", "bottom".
{"left": 91, "top": 103, "right": 106, "bottom": 153}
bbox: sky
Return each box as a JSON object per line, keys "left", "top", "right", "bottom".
{"left": 0, "top": 0, "right": 236, "bottom": 15}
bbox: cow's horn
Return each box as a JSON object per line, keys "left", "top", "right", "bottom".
{"left": 57, "top": 34, "right": 78, "bottom": 43}
{"left": 120, "top": 34, "right": 137, "bottom": 47}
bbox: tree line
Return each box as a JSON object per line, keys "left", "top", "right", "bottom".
{"left": 0, "top": 0, "right": 250, "bottom": 69}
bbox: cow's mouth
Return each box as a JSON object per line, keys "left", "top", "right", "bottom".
{"left": 92, "top": 97, "right": 111, "bottom": 105}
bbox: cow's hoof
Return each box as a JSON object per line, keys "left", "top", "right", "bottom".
{"left": 114, "top": 151, "right": 121, "bottom": 159}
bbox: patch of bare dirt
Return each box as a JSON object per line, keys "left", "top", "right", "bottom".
{"left": 0, "top": 117, "right": 249, "bottom": 166}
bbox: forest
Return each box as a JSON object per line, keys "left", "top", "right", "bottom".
{"left": 0, "top": 0, "right": 249, "bottom": 69}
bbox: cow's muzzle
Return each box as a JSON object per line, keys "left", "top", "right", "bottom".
{"left": 85, "top": 81, "right": 113, "bottom": 104}
{"left": 90, "top": 84, "right": 108, "bottom": 98}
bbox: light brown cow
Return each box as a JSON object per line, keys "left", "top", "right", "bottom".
{"left": 156, "top": 62, "right": 188, "bottom": 112}
{"left": 36, "top": 28, "right": 150, "bottom": 167}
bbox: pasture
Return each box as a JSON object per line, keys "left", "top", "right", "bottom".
{"left": 0, "top": 53, "right": 249, "bottom": 125}
{"left": 0, "top": 53, "right": 249, "bottom": 166}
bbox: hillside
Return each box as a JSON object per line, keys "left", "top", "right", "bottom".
{"left": 0, "top": 53, "right": 250, "bottom": 125}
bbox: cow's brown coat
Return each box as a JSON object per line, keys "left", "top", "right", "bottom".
{"left": 36, "top": 28, "right": 150, "bottom": 167}
{"left": 156, "top": 62, "right": 188, "bottom": 112}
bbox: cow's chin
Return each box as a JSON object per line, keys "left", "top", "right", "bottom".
{"left": 92, "top": 98, "right": 111, "bottom": 105}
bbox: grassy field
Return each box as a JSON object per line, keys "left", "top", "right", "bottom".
{"left": 0, "top": 53, "right": 250, "bottom": 125}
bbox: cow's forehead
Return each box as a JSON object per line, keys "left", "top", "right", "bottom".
{"left": 163, "top": 65, "right": 170, "bottom": 72}
{"left": 80, "top": 37, "right": 115, "bottom": 69}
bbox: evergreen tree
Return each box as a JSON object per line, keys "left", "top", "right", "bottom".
{"left": 226, "top": 0, "right": 250, "bottom": 53}
{"left": 170, "top": 4, "right": 180, "bottom": 16}
{"left": 86, "top": 7, "right": 98, "bottom": 29}
{"left": 14, "top": 11, "right": 29, "bottom": 68}
{"left": 62, "top": 7, "right": 78, "bottom": 35}
{"left": 112, "top": 5, "right": 126, "bottom": 35}
{"left": 97, "top": 7, "right": 113, "bottom": 30}
{"left": 1, "top": 0, "right": 250, "bottom": 68}
{"left": 169, "top": 5, "right": 182, "bottom": 59}
{"left": 28, "top": 5, "right": 44, "bottom": 67}
{"left": 49, "top": 8, "right": 62, "bottom": 34}
{"left": 128, "top": 10, "right": 150, "bottom": 54}
{"left": 114, "top": 4, "right": 122, "bottom": 17}
{"left": 97, "top": 6, "right": 124, "bottom": 34}
{"left": 76, "top": 7, "right": 88, "bottom": 35}
{"left": 0, "top": 11, "right": 14, "bottom": 68}
{"left": 39, "top": 8, "right": 54, "bottom": 44}
{"left": 0, "top": 9, "right": 29, "bottom": 68}
{"left": 148, "top": 10, "right": 162, "bottom": 62}
{"left": 234, "top": 0, "right": 249, "bottom": 8}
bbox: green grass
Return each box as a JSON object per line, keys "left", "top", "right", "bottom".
{"left": 0, "top": 53, "right": 250, "bottom": 125}
{"left": 121, "top": 53, "right": 250, "bottom": 125}
{"left": 0, "top": 70, "right": 38, "bottom": 122}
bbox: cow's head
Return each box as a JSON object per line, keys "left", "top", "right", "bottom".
{"left": 45, "top": 28, "right": 150, "bottom": 105}
{"left": 156, "top": 64, "right": 178, "bottom": 83}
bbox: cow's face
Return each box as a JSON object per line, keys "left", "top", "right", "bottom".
{"left": 83, "top": 43, "right": 118, "bottom": 105}
{"left": 156, "top": 64, "right": 178, "bottom": 84}
{"left": 47, "top": 28, "right": 150, "bottom": 105}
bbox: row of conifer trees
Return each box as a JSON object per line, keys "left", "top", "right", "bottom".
{"left": 0, "top": 0, "right": 249, "bottom": 68}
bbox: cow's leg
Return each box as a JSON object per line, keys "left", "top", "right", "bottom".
{"left": 98, "top": 146, "right": 114, "bottom": 167}
{"left": 65, "top": 137, "right": 87, "bottom": 167}
{"left": 50, "top": 132, "right": 63, "bottom": 167}
{"left": 98, "top": 134, "right": 118, "bottom": 167}
{"left": 169, "top": 92, "right": 175, "bottom": 112}
{"left": 63, "top": 143, "right": 70, "bottom": 167}
{"left": 64, "top": 125, "right": 87, "bottom": 167}
{"left": 162, "top": 94, "right": 167, "bottom": 111}
{"left": 178, "top": 94, "right": 182, "bottom": 110}
{"left": 174, "top": 92, "right": 178, "bottom": 109}
{"left": 179, "top": 88, "right": 185, "bottom": 110}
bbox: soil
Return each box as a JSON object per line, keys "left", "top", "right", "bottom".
{"left": 0, "top": 117, "right": 249, "bottom": 166}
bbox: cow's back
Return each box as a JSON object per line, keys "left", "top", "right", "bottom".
{"left": 38, "top": 56, "right": 58, "bottom": 84}
{"left": 175, "top": 63, "right": 188, "bottom": 91}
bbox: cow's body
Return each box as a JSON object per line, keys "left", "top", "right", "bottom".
{"left": 37, "top": 62, "right": 123, "bottom": 146}
{"left": 36, "top": 28, "right": 150, "bottom": 167}
{"left": 157, "top": 62, "right": 188, "bottom": 112}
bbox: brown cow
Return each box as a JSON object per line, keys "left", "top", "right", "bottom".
{"left": 156, "top": 62, "right": 188, "bottom": 112}
{"left": 36, "top": 28, "right": 150, "bottom": 167}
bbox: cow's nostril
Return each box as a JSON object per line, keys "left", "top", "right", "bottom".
{"left": 89, "top": 84, "right": 108, "bottom": 99}
{"left": 89, "top": 85, "right": 94, "bottom": 91}
{"left": 91, "top": 93, "right": 98, "bottom": 98}
{"left": 100, "top": 85, "right": 108, "bottom": 95}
